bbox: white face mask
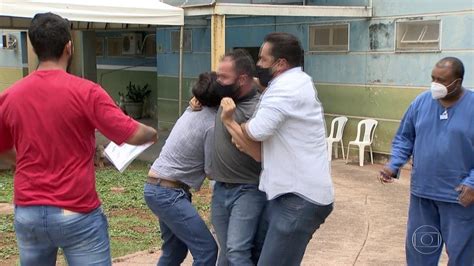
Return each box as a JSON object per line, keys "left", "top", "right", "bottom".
{"left": 430, "top": 82, "right": 448, "bottom": 99}
{"left": 430, "top": 79, "right": 460, "bottom": 100}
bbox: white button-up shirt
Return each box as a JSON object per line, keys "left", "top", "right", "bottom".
{"left": 247, "top": 67, "right": 334, "bottom": 205}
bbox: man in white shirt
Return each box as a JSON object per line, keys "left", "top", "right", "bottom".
{"left": 220, "top": 32, "right": 334, "bottom": 265}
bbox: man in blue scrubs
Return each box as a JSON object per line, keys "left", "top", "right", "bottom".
{"left": 380, "top": 57, "right": 474, "bottom": 266}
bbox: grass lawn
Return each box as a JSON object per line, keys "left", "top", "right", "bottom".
{"left": 0, "top": 161, "right": 212, "bottom": 265}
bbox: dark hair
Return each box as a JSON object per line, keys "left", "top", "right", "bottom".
{"left": 222, "top": 49, "right": 256, "bottom": 78}
{"left": 192, "top": 72, "right": 220, "bottom": 107}
{"left": 437, "top": 57, "right": 465, "bottom": 80}
{"left": 28, "top": 13, "right": 71, "bottom": 61}
{"left": 264, "top": 32, "right": 303, "bottom": 68}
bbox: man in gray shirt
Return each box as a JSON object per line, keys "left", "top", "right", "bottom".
{"left": 211, "top": 49, "right": 266, "bottom": 266}
{"left": 144, "top": 72, "right": 220, "bottom": 266}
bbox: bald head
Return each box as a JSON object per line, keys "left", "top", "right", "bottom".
{"left": 435, "top": 57, "right": 464, "bottom": 80}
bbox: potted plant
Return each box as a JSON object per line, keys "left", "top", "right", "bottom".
{"left": 119, "top": 82, "right": 151, "bottom": 119}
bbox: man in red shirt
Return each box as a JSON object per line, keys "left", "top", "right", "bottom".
{"left": 0, "top": 13, "right": 157, "bottom": 266}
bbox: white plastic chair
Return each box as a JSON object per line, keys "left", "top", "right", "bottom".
{"left": 346, "top": 119, "right": 378, "bottom": 166}
{"left": 326, "top": 116, "right": 348, "bottom": 161}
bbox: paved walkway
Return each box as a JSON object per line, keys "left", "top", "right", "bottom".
{"left": 113, "top": 160, "right": 448, "bottom": 266}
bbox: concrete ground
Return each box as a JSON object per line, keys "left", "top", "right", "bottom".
{"left": 113, "top": 159, "right": 448, "bottom": 266}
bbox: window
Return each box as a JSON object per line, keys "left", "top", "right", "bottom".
{"left": 143, "top": 34, "right": 156, "bottom": 57}
{"left": 309, "top": 24, "right": 349, "bottom": 52}
{"left": 233, "top": 47, "right": 260, "bottom": 65}
{"left": 396, "top": 20, "right": 440, "bottom": 51}
{"left": 170, "top": 30, "right": 192, "bottom": 52}
{"left": 96, "top": 38, "right": 104, "bottom": 56}
{"left": 107, "top": 37, "right": 123, "bottom": 56}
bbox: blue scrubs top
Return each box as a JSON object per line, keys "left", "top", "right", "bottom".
{"left": 389, "top": 89, "right": 474, "bottom": 203}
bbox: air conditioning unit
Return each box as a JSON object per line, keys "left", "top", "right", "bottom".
{"left": 122, "top": 33, "right": 142, "bottom": 55}
{"left": 1, "top": 34, "right": 18, "bottom": 50}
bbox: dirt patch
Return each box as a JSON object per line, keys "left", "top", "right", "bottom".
{"left": 112, "top": 248, "right": 159, "bottom": 264}
{"left": 108, "top": 208, "right": 154, "bottom": 220}
{"left": 131, "top": 226, "right": 152, "bottom": 234}
{"left": 0, "top": 203, "right": 13, "bottom": 215}
{"left": 0, "top": 257, "right": 17, "bottom": 266}
{"left": 110, "top": 187, "right": 126, "bottom": 193}
{"left": 0, "top": 237, "right": 18, "bottom": 265}
{"left": 111, "top": 236, "right": 135, "bottom": 243}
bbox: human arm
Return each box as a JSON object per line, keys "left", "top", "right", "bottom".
{"left": 125, "top": 123, "right": 157, "bottom": 145}
{"left": 0, "top": 110, "right": 15, "bottom": 166}
{"left": 90, "top": 85, "right": 157, "bottom": 145}
{"left": 220, "top": 98, "right": 262, "bottom": 162}
{"left": 204, "top": 126, "right": 214, "bottom": 178}
{"left": 379, "top": 104, "right": 416, "bottom": 183}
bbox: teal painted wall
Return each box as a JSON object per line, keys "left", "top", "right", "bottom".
{"left": 0, "top": 31, "right": 27, "bottom": 91}
{"left": 156, "top": 76, "right": 198, "bottom": 130}
{"left": 155, "top": 26, "right": 211, "bottom": 129}
{"left": 318, "top": 84, "right": 426, "bottom": 154}
{"left": 1, "top": 2, "right": 471, "bottom": 156}
{"left": 154, "top": 2, "right": 473, "bottom": 155}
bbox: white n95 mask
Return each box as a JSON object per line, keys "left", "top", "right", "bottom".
{"left": 430, "top": 82, "right": 447, "bottom": 99}
{"left": 430, "top": 79, "right": 460, "bottom": 100}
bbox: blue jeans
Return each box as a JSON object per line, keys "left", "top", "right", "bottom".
{"left": 14, "top": 205, "right": 111, "bottom": 266}
{"left": 211, "top": 182, "right": 267, "bottom": 266}
{"left": 406, "top": 194, "right": 474, "bottom": 266}
{"left": 254, "top": 193, "right": 333, "bottom": 266}
{"left": 144, "top": 183, "right": 217, "bottom": 266}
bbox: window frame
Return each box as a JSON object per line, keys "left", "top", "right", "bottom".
{"left": 96, "top": 37, "right": 104, "bottom": 57}
{"left": 106, "top": 36, "right": 125, "bottom": 57}
{"left": 308, "top": 23, "right": 350, "bottom": 53}
{"left": 170, "top": 30, "right": 192, "bottom": 53}
{"left": 143, "top": 34, "right": 157, "bottom": 58}
{"left": 395, "top": 19, "right": 441, "bottom": 53}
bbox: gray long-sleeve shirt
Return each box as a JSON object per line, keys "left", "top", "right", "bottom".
{"left": 150, "top": 107, "right": 216, "bottom": 190}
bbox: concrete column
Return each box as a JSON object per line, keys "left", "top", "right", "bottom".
{"left": 211, "top": 14, "right": 225, "bottom": 71}
{"left": 26, "top": 34, "right": 38, "bottom": 74}
{"left": 70, "top": 31, "right": 97, "bottom": 82}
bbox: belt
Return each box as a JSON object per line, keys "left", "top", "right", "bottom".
{"left": 220, "top": 182, "right": 255, "bottom": 189}
{"left": 147, "top": 176, "right": 190, "bottom": 191}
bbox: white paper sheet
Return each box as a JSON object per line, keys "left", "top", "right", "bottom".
{"left": 104, "top": 142, "right": 153, "bottom": 173}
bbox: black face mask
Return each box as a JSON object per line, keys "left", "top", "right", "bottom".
{"left": 215, "top": 81, "right": 240, "bottom": 100}
{"left": 255, "top": 65, "right": 274, "bottom": 88}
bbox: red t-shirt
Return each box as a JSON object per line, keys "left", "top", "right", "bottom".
{"left": 0, "top": 69, "right": 138, "bottom": 213}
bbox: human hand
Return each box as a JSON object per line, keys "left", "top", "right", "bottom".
{"left": 379, "top": 166, "right": 395, "bottom": 184}
{"left": 456, "top": 184, "right": 474, "bottom": 207}
{"left": 189, "top": 97, "right": 202, "bottom": 111}
{"left": 231, "top": 137, "right": 244, "bottom": 152}
{"left": 220, "top": 97, "right": 236, "bottom": 124}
